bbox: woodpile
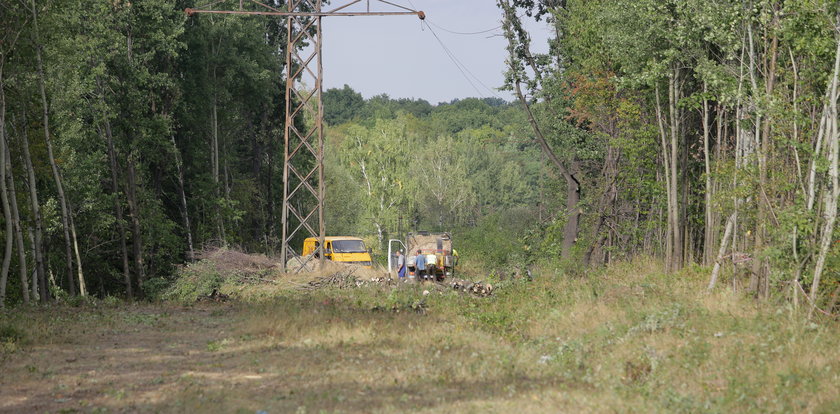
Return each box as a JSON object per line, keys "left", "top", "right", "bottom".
{"left": 371, "top": 300, "right": 427, "bottom": 314}
{"left": 300, "top": 269, "right": 360, "bottom": 290}
{"left": 197, "top": 288, "right": 230, "bottom": 303}
{"left": 448, "top": 279, "right": 494, "bottom": 297}
{"left": 298, "top": 269, "right": 494, "bottom": 298}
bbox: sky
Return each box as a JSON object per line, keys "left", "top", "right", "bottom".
{"left": 319, "top": 0, "right": 551, "bottom": 104}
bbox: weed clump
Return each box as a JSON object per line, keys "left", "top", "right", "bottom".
{"left": 0, "top": 323, "right": 25, "bottom": 354}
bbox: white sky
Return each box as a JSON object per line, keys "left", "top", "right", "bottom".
{"left": 320, "top": 0, "right": 551, "bottom": 104}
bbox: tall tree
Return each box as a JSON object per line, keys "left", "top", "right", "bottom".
{"left": 500, "top": 0, "right": 583, "bottom": 259}
{"left": 29, "top": 0, "right": 83, "bottom": 296}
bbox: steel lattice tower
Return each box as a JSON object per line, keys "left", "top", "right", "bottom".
{"left": 186, "top": 1, "right": 424, "bottom": 270}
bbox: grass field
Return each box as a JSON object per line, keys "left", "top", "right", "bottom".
{"left": 2, "top": 258, "right": 839, "bottom": 413}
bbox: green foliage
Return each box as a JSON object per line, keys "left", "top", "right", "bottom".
{"left": 323, "top": 84, "right": 365, "bottom": 125}
{"left": 161, "top": 261, "right": 224, "bottom": 303}
{"left": 325, "top": 86, "right": 546, "bottom": 260}
{"left": 142, "top": 277, "right": 172, "bottom": 301}
{"left": 0, "top": 323, "right": 26, "bottom": 355}
{"left": 0, "top": 323, "right": 25, "bottom": 344}
{"left": 0, "top": 0, "right": 294, "bottom": 302}
{"left": 456, "top": 210, "right": 535, "bottom": 272}
{"left": 1, "top": 0, "right": 839, "bottom": 306}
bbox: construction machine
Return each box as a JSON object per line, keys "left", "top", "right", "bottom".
{"left": 388, "top": 231, "right": 457, "bottom": 281}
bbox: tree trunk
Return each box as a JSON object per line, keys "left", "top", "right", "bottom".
{"left": 19, "top": 112, "right": 47, "bottom": 302}
{"left": 709, "top": 106, "right": 724, "bottom": 261}
{"left": 126, "top": 154, "right": 145, "bottom": 290}
{"left": 562, "top": 163, "right": 581, "bottom": 259}
{"left": 655, "top": 84, "right": 674, "bottom": 271}
{"left": 170, "top": 134, "right": 194, "bottom": 260}
{"left": 69, "top": 210, "right": 85, "bottom": 296}
{"left": 211, "top": 84, "right": 225, "bottom": 244}
{"left": 498, "top": 3, "right": 581, "bottom": 260}
{"left": 708, "top": 211, "right": 737, "bottom": 291}
{"left": 809, "top": 31, "right": 840, "bottom": 318}
{"left": 0, "top": 79, "right": 11, "bottom": 307}
{"left": 751, "top": 18, "right": 779, "bottom": 298}
{"left": 266, "top": 123, "right": 276, "bottom": 248}
{"left": 789, "top": 46, "right": 804, "bottom": 308}
{"left": 4, "top": 135, "right": 29, "bottom": 304}
{"left": 27, "top": 228, "right": 40, "bottom": 301}
{"left": 99, "top": 111, "right": 132, "bottom": 298}
{"left": 668, "top": 69, "right": 682, "bottom": 272}
{"left": 31, "top": 0, "right": 78, "bottom": 296}
{"left": 702, "top": 84, "right": 714, "bottom": 266}
{"left": 585, "top": 146, "right": 618, "bottom": 266}
{"left": 513, "top": 81, "right": 580, "bottom": 258}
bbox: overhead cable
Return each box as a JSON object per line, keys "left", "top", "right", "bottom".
{"left": 422, "top": 21, "right": 503, "bottom": 99}
{"left": 426, "top": 20, "right": 502, "bottom": 36}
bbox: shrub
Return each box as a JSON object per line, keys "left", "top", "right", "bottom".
{"left": 0, "top": 323, "right": 25, "bottom": 354}
{"left": 0, "top": 324, "right": 24, "bottom": 343}
{"left": 142, "top": 277, "right": 173, "bottom": 301}
{"left": 162, "top": 261, "right": 225, "bottom": 302}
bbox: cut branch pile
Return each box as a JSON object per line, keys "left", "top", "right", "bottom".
{"left": 198, "top": 247, "right": 282, "bottom": 275}
{"left": 448, "top": 279, "right": 494, "bottom": 297}
{"left": 299, "top": 269, "right": 361, "bottom": 290}
{"left": 298, "top": 270, "right": 495, "bottom": 298}
{"left": 197, "top": 288, "right": 230, "bottom": 303}
{"left": 372, "top": 300, "right": 427, "bottom": 314}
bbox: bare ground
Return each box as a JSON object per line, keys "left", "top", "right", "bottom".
{"left": 0, "top": 299, "right": 570, "bottom": 414}
{"left": 1, "top": 304, "right": 242, "bottom": 413}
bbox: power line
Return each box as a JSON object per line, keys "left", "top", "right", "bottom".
{"left": 426, "top": 20, "right": 502, "bottom": 36}
{"left": 403, "top": 0, "right": 504, "bottom": 99}
{"left": 422, "top": 21, "right": 486, "bottom": 98}
{"left": 422, "top": 21, "right": 503, "bottom": 99}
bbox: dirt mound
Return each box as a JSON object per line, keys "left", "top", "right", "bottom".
{"left": 197, "top": 247, "right": 282, "bottom": 274}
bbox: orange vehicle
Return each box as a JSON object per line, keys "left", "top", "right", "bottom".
{"left": 302, "top": 236, "right": 373, "bottom": 269}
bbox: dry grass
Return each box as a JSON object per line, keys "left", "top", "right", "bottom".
{"left": 1, "top": 255, "right": 839, "bottom": 412}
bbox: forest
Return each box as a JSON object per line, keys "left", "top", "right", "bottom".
{"left": 494, "top": 0, "right": 840, "bottom": 311}
{"left": 2, "top": 0, "right": 838, "bottom": 312}
{"left": 2, "top": 0, "right": 840, "bottom": 412}
{"left": 0, "top": 0, "right": 550, "bottom": 305}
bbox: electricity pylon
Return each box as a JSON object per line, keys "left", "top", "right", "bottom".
{"left": 186, "top": 1, "right": 424, "bottom": 270}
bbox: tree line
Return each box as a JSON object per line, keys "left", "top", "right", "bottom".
{"left": 322, "top": 87, "right": 546, "bottom": 254}
{"left": 0, "top": 0, "right": 544, "bottom": 306}
{"left": 499, "top": 0, "right": 840, "bottom": 311}
{"left": 0, "top": 0, "right": 290, "bottom": 305}
{"left": 2, "top": 0, "right": 839, "bottom": 314}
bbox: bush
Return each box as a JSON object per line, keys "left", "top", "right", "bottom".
{"left": 162, "top": 261, "right": 225, "bottom": 302}
{"left": 142, "top": 277, "right": 173, "bottom": 301}
{"left": 0, "top": 323, "right": 25, "bottom": 354}
{"left": 456, "top": 208, "right": 535, "bottom": 274}
{"left": 101, "top": 295, "right": 123, "bottom": 307}
{"left": 0, "top": 324, "right": 24, "bottom": 343}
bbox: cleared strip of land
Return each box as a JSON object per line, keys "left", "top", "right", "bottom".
{"left": 2, "top": 259, "right": 839, "bottom": 413}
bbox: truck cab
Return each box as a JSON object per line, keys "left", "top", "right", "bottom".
{"left": 302, "top": 236, "right": 373, "bottom": 269}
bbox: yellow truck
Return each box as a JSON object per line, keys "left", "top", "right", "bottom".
{"left": 302, "top": 236, "right": 373, "bottom": 269}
